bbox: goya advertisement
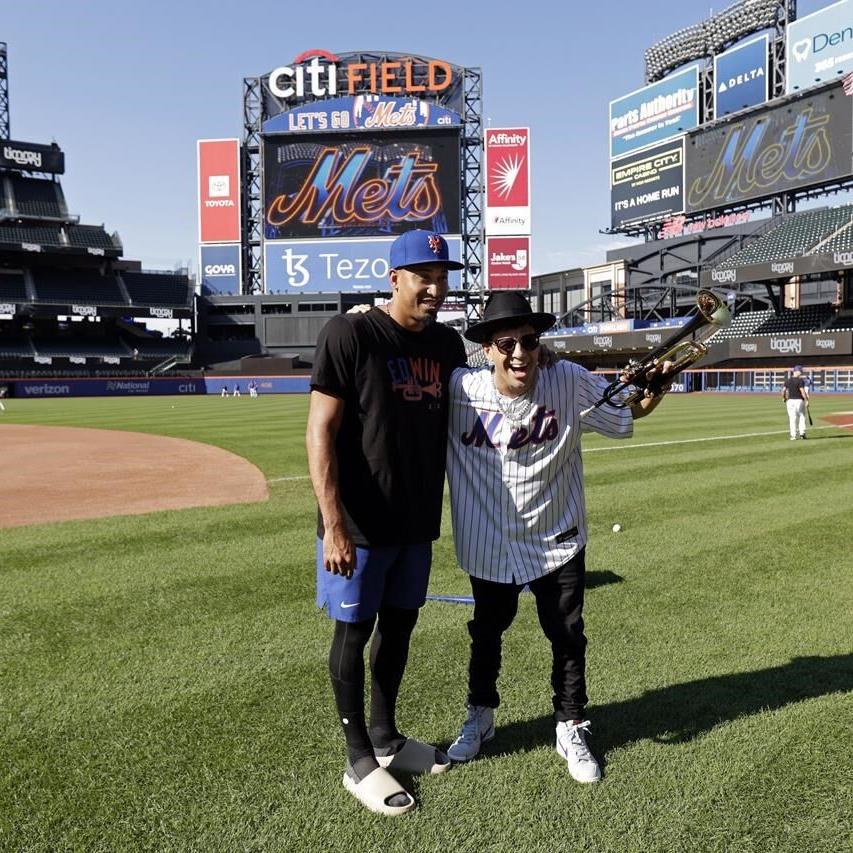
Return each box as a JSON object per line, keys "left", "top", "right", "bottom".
{"left": 263, "top": 130, "right": 461, "bottom": 239}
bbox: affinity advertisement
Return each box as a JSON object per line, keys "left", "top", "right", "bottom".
{"left": 199, "top": 244, "right": 242, "bottom": 294}
{"left": 263, "top": 130, "right": 461, "bottom": 239}
{"left": 609, "top": 67, "right": 700, "bottom": 159}
{"left": 486, "top": 236, "right": 531, "bottom": 290}
{"left": 786, "top": 0, "right": 853, "bottom": 94}
{"left": 263, "top": 235, "right": 463, "bottom": 293}
{"left": 610, "top": 138, "right": 685, "bottom": 229}
{"left": 484, "top": 128, "right": 531, "bottom": 236}
{"left": 262, "top": 95, "right": 461, "bottom": 134}
{"left": 714, "top": 35, "right": 769, "bottom": 118}
{"left": 685, "top": 82, "right": 853, "bottom": 214}
{"left": 198, "top": 139, "right": 241, "bottom": 244}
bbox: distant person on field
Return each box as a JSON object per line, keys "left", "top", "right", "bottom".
{"left": 232, "top": 383, "right": 241, "bottom": 397}
{"left": 782, "top": 365, "right": 809, "bottom": 440}
{"left": 0, "top": 385, "right": 6, "bottom": 412}
{"left": 248, "top": 379, "right": 258, "bottom": 399}
{"left": 220, "top": 386, "right": 228, "bottom": 398}
{"left": 306, "top": 230, "right": 466, "bottom": 816}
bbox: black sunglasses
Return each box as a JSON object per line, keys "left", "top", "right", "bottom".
{"left": 490, "top": 333, "right": 540, "bottom": 355}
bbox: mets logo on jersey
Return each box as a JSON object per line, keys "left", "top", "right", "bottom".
{"left": 428, "top": 234, "right": 442, "bottom": 255}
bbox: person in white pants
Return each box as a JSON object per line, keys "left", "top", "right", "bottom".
{"left": 782, "top": 366, "right": 810, "bottom": 440}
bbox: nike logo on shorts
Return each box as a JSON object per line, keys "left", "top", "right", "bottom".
{"left": 341, "top": 602, "right": 358, "bottom": 609}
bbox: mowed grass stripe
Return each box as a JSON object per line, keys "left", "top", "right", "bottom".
{"left": 1, "top": 393, "right": 851, "bottom": 851}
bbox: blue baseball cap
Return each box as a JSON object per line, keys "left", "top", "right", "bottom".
{"left": 793, "top": 365, "right": 803, "bottom": 372}
{"left": 389, "top": 229, "right": 464, "bottom": 271}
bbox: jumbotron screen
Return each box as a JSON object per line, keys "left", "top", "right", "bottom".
{"left": 262, "top": 129, "right": 461, "bottom": 239}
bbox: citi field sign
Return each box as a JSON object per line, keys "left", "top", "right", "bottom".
{"left": 267, "top": 49, "right": 454, "bottom": 102}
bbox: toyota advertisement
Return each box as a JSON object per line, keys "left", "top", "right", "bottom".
{"left": 787, "top": 0, "right": 853, "bottom": 94}
{"left": 197, "top": 139, "right": 241, "bottom": 244}
{"left": 262, "top": 129, "right": 461, "bottom": 240}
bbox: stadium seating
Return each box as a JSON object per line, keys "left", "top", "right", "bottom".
{"left": 8, "top": 175, "right": 68, "bottom": 219}
{"left": 0, "top": 271, "right": 28, "bottom": 301}
{"left": 121, "top": 271, "right": 192, "bottom": 306}
{"left": 823, "top": 310, "right": 853, "bottom": 331}
{"left": 31, "top": 268, "right": 127, "bottom": 305}
{"left": 0, "top": 224, "right": 64, "bottom": 248}
{"left": 0, "top": 332, "right": 34, "bottom": 357}
{"left": 717, "top": 206, "right": 853, "bottom": 268}
{"left": 708, "top": 309, "right": 773, "bottom": 341}
{"left": 752, "top": 303, "right": 834, "bottom": 334}
{"left": 66, "top": 225, "right": 121, "bottom": 252}
{"left": 31, "top": 335, "right": 132, "bottom": 358}
{"left": 125, "top": 338, "right": 192, "bottom": 359}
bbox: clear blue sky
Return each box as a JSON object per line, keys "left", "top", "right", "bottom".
{"left": 1, "top": 0, "right": 831, "bottom": 275}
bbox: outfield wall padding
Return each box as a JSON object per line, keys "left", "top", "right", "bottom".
{"left": 11, "top": 376, "right": 311, "bottom": 397}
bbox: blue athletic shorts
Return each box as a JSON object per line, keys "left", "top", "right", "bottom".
{"left": 315, "top": 540, "right": 432, "bottom": 623}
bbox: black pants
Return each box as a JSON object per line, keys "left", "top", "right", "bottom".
{"left": 466, "top": 548, "right": 588, "bottom": 722}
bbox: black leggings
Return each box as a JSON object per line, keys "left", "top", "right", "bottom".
{"left": 466, "top": 549, "right": 588, "bottom": 722}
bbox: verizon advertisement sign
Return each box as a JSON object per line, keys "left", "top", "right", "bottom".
{"left": 486, "top": 236, "right": 531, "bottom": 290}
{"left": 484, "top": 128, "right": 531, "bottom": 236}
{"left": 197, "top": 139, "right": 241, "bottom": 244}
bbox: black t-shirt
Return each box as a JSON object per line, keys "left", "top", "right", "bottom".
{"left": 784, "top": 376, "right": 805, "bottom": 400}
{"left": 311, "top": 308, "right": 467, "bottom": 546}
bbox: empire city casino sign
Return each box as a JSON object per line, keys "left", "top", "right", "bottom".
{"left": 267, "top": 49, "right": 454, "bottom": 101}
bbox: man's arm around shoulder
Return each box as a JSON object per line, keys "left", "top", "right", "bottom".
{"left": 306, "top": 389, "right": 355, "bottom": 578}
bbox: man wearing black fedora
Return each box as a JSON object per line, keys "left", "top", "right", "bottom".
{"left": 445, "top": 290, "right": 673, "bottom": 781}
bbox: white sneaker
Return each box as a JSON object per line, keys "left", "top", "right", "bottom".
{"left": 556, "top": 720, "right": 602, "bottom": 783}
{"left": 447, "top": 704, "right": 495, "bottom": 762}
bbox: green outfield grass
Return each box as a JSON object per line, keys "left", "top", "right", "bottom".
{"left": 1, "top": 393, "right": 852, "bottom": 852}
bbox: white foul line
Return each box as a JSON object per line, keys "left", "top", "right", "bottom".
{"left": 267, "top": 423, "right": 848, "bottom": 481}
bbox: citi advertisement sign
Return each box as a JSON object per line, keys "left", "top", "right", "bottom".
{"left": 787, "top": 0, "right": 853, "bottom": 93}
{"left": 484, "top": 128, "right": 531, "bottom": 236}
{"left": 266, "top": 50, "right": 454, "bottom": 103}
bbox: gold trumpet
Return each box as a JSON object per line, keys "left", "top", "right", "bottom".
{"left": 579, "top": 289, "right": 731, "bottom": 418}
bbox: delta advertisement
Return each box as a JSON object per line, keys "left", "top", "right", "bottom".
{"left": 484, "top": 128, "right": 531, "bottom": 236}
{"left": 199, "top": 244, "right": 242, "bottom": 294}
{"left": 261, "top": 95, "right": 461, "bottom": 134}
{"left": 486, "top": 236, "right": 531, "bottom": 290}
{"left": 685, "top": 81, "right": 853, "bottom": 214}
{"left": 261, "top": 50, "right": 463, "bottom": 117}
{"left": 714, "top": 35, "right": 768, "bottom": 118}
{"left": 786, "top": 0, "right": 853, "bottom": 94}
{"left": 262, "top": 130, "right": 461, "bottom": 240}
{"left": 197, "top": 139, "right": 241, "bottom": 244}
{"left": 263, "top": 235, "right": 463, "bottom": 293}
{"left": 609, "top": 67, "right": 700, "bottom": 159}
{"left": 610, "top": 138, "right": 685, "bottom": 229}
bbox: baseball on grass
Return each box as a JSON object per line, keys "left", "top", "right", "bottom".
{"left": 612, "top": 523, "right": 622, "bottom": 533}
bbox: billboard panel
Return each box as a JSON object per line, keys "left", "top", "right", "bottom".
{"left": 198, "top": 139, "right": 241, "bottom": 244}
{"left": 609, "top": 67, "right": 700, "bottom": 159}
{"left": 484, "top": 128, "right": 531, "bottom": 235}
{"left": 787, "top": 0, "right": 853, "bottom": 94}
{"left": 200, "top": 244, "right": 242, "bottom": 294}
{"left": 262, "top": 130, "right": 461, "bottom": 240}
{"left": 685, "top": 82, "right": 853, "bottom": 214}
{"left": 486, "top": 236, "right": 531, "bottom": 290}
{"left": 610, "top": 138, "right": 685, "bottom": 229}
{"left": 263, "top": 235, "right": 463, "bottom": 293}
{"left": 262, "top": 95, "right": 461, "bottom": 134}
{"left": 714, "top": 35, "right": 769, "bottom": 118}
{"left": 0, "top": 140, "right": 65, "bottom": 173}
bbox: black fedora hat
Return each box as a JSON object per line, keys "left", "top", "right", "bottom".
{"left": 464, "top": 291, "right": 556, "bottom": 343}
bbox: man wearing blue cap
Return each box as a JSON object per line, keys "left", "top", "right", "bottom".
{"left": 306, "top": 229, "right": 466, "bottom": 815}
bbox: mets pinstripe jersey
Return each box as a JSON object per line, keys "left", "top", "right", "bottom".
{"left": 446, "top": 359, "right": 633, "bottom": 583}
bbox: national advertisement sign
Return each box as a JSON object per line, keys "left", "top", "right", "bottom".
{"left": 610, "top": 138, "right": 685, "bottom": 229}
{"left": 786, "top": 0, "right": 853, "bottom": 94}
{"left": 609, "top": 67, "right": 700, "bottom": 159}
{"left": 714, "top": 35, "right": 768, "bottom": 118}
{"left": 685, "top": 81, "right": 853, "bottom": 214}
{"left": 263, "top": 235, "right": 463, "bottom": 293}
{"left": 198, "top": 139, "right": 241, "bottom": 244}
{"left": 200, "top": 244, "right": 242, "bottom": 295}
{"left": 263, "top": 129, "right": 461, "bottom": 239}
{"left": 262, "top": 96, "right": 461, "bottom": 134}
{"left": 484, "top": 128, "right": 531, "bottom": 236}
{"left": 486, "top": 236, "right": 531, "bottom": 290}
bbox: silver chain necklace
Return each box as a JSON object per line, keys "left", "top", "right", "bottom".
{"left": 492, "top": 372, "right": 536, "bottom": 427}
